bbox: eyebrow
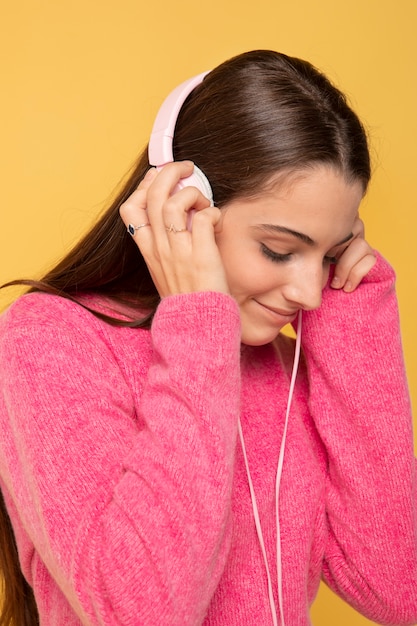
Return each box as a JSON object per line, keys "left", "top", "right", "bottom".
{"left": 254, "top": 224, "right": 354, "bottom": 247}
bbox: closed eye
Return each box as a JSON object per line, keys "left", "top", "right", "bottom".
{"left": 323, "top": 255, "right": 338, "bottom": 265}
{"left": 262, "top": 243, "right": 339, "bottom": 266}
{"left": 261, "top": 239, "right": 347, "bottom": 267}
{"left": 260, "top": 243, "right": 292, "bottom": 263}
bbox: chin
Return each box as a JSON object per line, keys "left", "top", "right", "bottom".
{"left": 240, "top": 330, "right": 281, "bottom": 347}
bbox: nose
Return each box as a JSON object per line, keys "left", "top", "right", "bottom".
{"left": 282, "top": 265, "right": 325, "bottom": 311}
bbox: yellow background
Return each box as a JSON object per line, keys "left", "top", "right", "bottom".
{"left": 1, "top": 1, "right": 416, "bottom": 624}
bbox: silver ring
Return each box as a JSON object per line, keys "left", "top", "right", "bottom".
{"left": 165, "top": 223, "right": 187, "bottom": 233}
{"left": 127, "top": 223, "right": 150, "bottom": 236}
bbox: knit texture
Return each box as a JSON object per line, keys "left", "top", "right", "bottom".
{"left": 0, "top": 253, "right": 416, "bottom": 625}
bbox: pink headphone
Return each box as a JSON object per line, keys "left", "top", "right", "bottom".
{"left": 148, "top": 72, "right": 214, "bottom": 205}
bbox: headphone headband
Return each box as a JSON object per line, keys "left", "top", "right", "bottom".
{"left": 148, "top": 71, "right": 209, "bottom": 166}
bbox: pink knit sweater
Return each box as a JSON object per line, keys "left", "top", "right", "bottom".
{"left": 0, "top": 253, "right": 416, "bottom": 625}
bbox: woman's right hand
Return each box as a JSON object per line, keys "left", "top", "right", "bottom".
{"left": 119, "top": 161, "right": 230, "bottom": 298}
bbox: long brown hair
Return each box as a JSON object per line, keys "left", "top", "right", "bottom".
{"left": 0, "top": 49, "right": 371, "bottom": 624}
{"left": 2, "top": 50, "right": 370, "bottom": 328}
{"left": 0, "top": 492, "right": 39, "bottom": 625}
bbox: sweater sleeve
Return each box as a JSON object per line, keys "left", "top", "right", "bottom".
{"left": 0, "top": 291, "right": 242, "bottom": 625}
{"left": 300, "top": 252, "right": 417, "bottom": 625}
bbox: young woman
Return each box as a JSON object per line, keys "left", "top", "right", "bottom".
{"left": 0, "top": 50, "right": 416, "bottom": 626}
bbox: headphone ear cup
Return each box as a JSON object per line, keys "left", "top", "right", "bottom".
{"left": 170, "top": 165, "right": 214, "bottom": 206}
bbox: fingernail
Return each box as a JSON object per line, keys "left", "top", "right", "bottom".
{"left": 344, "top": 281, "right": 353, "bottom": 292}
{"left": 331, "top": 275, "right": 340, "bottom": 288}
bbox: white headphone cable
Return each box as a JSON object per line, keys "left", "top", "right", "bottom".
{"left": 275, "top": 311, "right": 302, "bottom": 626}
{"left": 238, "top": 311, "right": 302, "bottom": 626}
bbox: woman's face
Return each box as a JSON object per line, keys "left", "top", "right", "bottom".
{"left": 215, "top": 166, "right": 364, "bottom": 346}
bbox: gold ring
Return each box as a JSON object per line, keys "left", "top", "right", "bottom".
{"left": 166, "top": 224, "right": 187, "bottom": 233}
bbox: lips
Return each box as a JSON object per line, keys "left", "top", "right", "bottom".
{"left": 254, "top": 300, "right": 298, "bottom": 324}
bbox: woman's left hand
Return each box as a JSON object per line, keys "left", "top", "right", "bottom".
{"left": 330, "top": 216, "right": 376, "bottom": 292}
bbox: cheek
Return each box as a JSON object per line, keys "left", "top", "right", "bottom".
{"left": 216, "top": 233, "right": 282, "bottom": 296}
{"left": 216, "top": 237, "right": 251, "bottom": 287}
{"left": 224, "top": 257, "right": 282, "bottom": 300}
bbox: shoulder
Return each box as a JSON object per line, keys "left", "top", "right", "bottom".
{"left": 1, "top": 292, "right": 109, "bottom": 340}
{"left": 0, "top": 294, "right": 156, "bottom": 406}
{"left": 3, "top": 291, "right": 88, "bottom": 322}
{"left": 0, "top": 292, "right": 150, "bottom": 361}
{"left": 0, "top": 291, "right": 152, "bottom": 330}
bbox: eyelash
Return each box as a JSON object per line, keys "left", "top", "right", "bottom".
{"left": 260, "top": 244, "right": 338, "bottom": 266}
{"left": 325, "top": 255, "right": 338, "bottom": 265}
{"left": 260, "top": 244, "right": 291, "bottom": 263}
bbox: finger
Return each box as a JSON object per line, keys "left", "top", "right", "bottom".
{"left": 159, "top": 197, "right": 219, "bottom": 292}
{"left": 341, "top": 254, "right": 377, "bottom": 292}
{"left": 351, "top": 215, "right": 365, "bottom": 238}
{"left": 188, "top": 206, "right": 229, "bottom": 293}
{"left": 145, "top": 161, "right": 195, "bottom": 231}
{"left": 163, "top": 186, "right": 212, "bottom": 237}
{"left": 331, "top": 238, "right": 376, "bottom": 291}
{"left": 119, "top": 167, "right": 158, "bottom": 236}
